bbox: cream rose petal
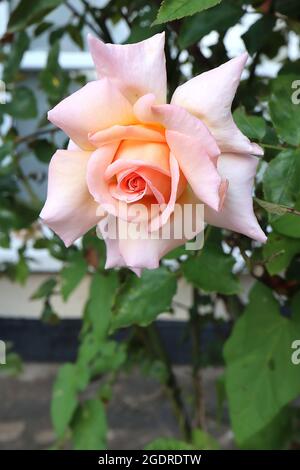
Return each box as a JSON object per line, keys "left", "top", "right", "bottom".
{"left": 205, "top": 153, "right": 267, "bottom": 242}
{"left": 40, "top": 150, "right": 102, "bottom": 247}
{"left": 88, "top": 32, "right": 167, "bottom": 104}
{"left": 171, "top": 54, "right": 263, "bottom": 156}
{"left": 48, "top": 79, "right": 135, "bottom": 150}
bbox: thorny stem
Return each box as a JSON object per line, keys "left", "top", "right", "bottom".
{"left": 15, "top": 127, "right": 59, "bottom": 145}
{"left": 17, "top": 166, "right": 41, "bottom": 208}
{"left": 189, "top": 288, "right": 206, "bottom": 430}
{"left": 146, "top": 324, "right": 192, "bottom": 442}
{"left": 65, "top": 0, "right": 101, "bottom": 37}
{"left": 260, "top": 143, "right": 290, "bottom": 151}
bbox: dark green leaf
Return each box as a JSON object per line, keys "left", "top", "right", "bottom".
{"left": 153, "top": 0, "right": 222, "bottom": 25}
{"left": 242, "top": 16, "right": 276, "bottom": 55}
{"left": 233, "top": 107, "right": 266, "bottom": 141}
{"left": 263, "top": 150, "right": 300, "bottom": 208}
{"left": 182, "top": 242, "right": 240, "bottom": 295}
{"left": 3, "top": 32, "right": 30, "bottom": 83}
{"left": 263, "top": 232, "right": 300, "bottom": 275}
{"left": 8, "top": 0, "right": 62, "bottom": 32}
{"left": 29, "top": 139, "right": 56, "bottom": 163}
{"left": 269, "top": 75, "right": 300, "bottom": 146}
{"left": 179, "top": 1, "right": 242, "bottom": 49}
{"left": 111, "top": 268, "right": 177, "bottom": 330}
{"left": 2, "top": 87, "right": 37, "bottom": 119}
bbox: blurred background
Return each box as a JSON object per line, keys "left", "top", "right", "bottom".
{"left": 0, "top": 0, "right": 300, "bottom": 450}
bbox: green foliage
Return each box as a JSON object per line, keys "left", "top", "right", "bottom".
{"left": 8, "top": 0, "right": 62, "bottom": 32}
{"left": 242, "top": 16, "right": 276, "bottom": 56}
{"left": 154, "top": 0, "right": 222, "bottom": 25}
{"left": 182, "top": 232, "right": 240, "bottom": 295}
{"left": 72, "top": 399, "right": 107, "bottom": 450}
{"left": 60, "top": 253, "right": 87, "bottom": 301}
{"left": 51, "top": 363, "right": 89, "bottom": 438}
{"left": 263, "top": 232, "right": 300, "bottom": 275}
{"left": 233, "top": 107, "right": 266, "bottom": 141}
{"left": 2, "top": 87, "right": 38, "bottom": 119}
{"left": 269, "top": 75, "right": 300, "bottom": 146}
{"left": 179, "top": 1, "right": 242, "bottom": 49}
{"left": 224, "top": 282, "right": 300, "bottom": 444}
{"left": 86, "top": 271, "right": 119, "bottom": 340}
{"left": 111, "top": 268, "right": 177, "bottom": 330}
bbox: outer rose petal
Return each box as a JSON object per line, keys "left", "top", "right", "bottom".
{"left": 205, "top": 153, "right": 267, "bottom": 242}
{"left": 134, "top": 94, "right": 222, "bottom": 211}
{"left": 171, "top": 54, "right": 263, "bottom": 156}
{"left": 40, "top": 150, "right": 102, "bottom": 247}
{"left": 88, "top": 33, "right": 167, "bottom": 104}
{"left": 48, "top": 79, "right": 135, "bottom": 150}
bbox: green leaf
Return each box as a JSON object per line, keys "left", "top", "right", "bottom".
{"left": 86, "top": 271, "right": 119, "bottom": 340}
{"left": 111, "top": 268, "right": 177, "bottom": 331}
{"left": 72, "top": 399, "right": 107, "bottom": 450}
{"left": 179, "top": 1, "right": 242, "bottom": 49}
{"left": 29, "top": 139, "right": 56, "bottom": 163}
{"left": 269, "top": 75, "right": 300, "bottom": 146}
{"left": 8, "top": 0, "right": 62, "bottom": 32}
{"left": 242, "top": 16, "right": 276, "bottom": 55}
{"left": 153, "top": 0, "right": 222, "bottom": 25}
{"left": 263, "top": 232, "right": 300, "bottom": 275}
{"left": 263, "top": 150, "right": 300, "bottom": 237}
{"left": 233, "top": 107, "right": 266, "bottom": 141}
{"left": 272, "top": 209, "right": 300, "bottom": 239}
{"left": 31, "top": 277, "right": 57, "bottom": 300}
{"left": 224, "top": 282, "right": 300, "bottom": 444}
{"left": 2, "top": 87, "right": 37, "bottom": 119}
{"left": 51, "top": 364, "right": 79, "bottom": 438}
{"left": 192, "top": 428, "right": 220, "bottom": 450}
{"left": 255, "top": 197, "right": 300, "bottom": 217}
{"left": 239, "top": 408, "right": 292, "bottom": 450}
{"left": 182, "top": 240, "right": 240, "bottom": 295}
{"left": 263, "top": 150, "right": 300, "bottom": 208}
{"left": 61, "top": 253, "right": 87, "bottom": 301}
{"left": 145, "top": 437, "right": 196, "bottom": 450}
{"left": 3, "top": 32, "right": 30, "bottom": 83}
{"left": 40, "top": 42, "right": 70, "bottom": 104}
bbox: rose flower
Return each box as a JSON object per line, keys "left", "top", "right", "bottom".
{"left": 40, "top": 33, "right": 266, "bottom": 274}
